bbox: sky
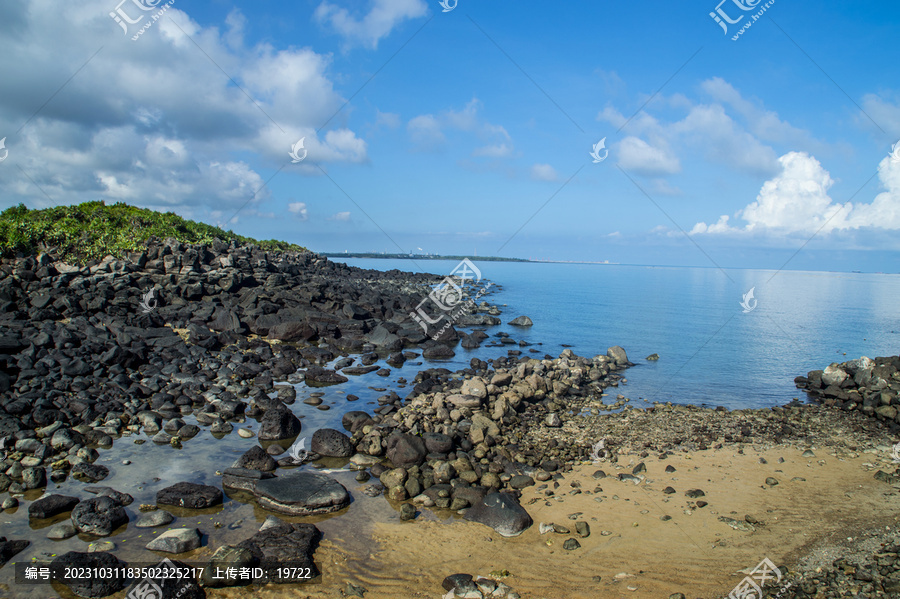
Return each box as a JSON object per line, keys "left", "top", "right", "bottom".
{"left": 1, "top": 0, "right": 899, "bottom": 272}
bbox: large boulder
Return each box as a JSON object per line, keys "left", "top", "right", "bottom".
{"left": 460, "top": 378, "right": 488, "bottom": 399}
{"left": 341, "top": 411, "right": 375, "bottom": 433}
{"left": 50, "top": 552, "right": 127, "bottom": 597}
{"left": 200, "top": 545, "right": 257, "bottom": 587}
{"left": 606, "top": 346, "right": 630, "bottom": 366}
{"left": 254, "top": 471, "right": 350, "bottom": 516}
{"left": 232, "top": 445, "right": 277, "bottom": 472}
{"left": 236, "top": 517, "right": 321, "bottom": 583}
{"left": 464, "top": 492, "right": 533, "bottom": 537}
{"left": 822, "top": 363, "right": 849, "bottom": 387}
{"left": 311, "top": 428, "right": 353, "bottom": 458}
{"left": 28, "top": 494, "right": 80, "bottom": 519}
{"left": 71, "top": 497, "right": 129, "bottom": 536}
{"left": 157, "top": 482, "right": 223, "bottom": 509}
{"left": 386, "top": 432, "right": 427, "bottom": 468}
{"left": 508, "top": 315, "right": 533, "bottom": 327}
{"left": 257, "top": 404, "right": 302, "bottom": 441}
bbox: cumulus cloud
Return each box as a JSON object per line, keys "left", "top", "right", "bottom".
{"left": 407, "top": 99, "right": 513, "bottom": 157}
{"left": 0, "top": 1, "right": 367, "bottom": 222}
{"left": 691, "top": 152, "right": 900, "bottom": 235}
{"left": 330, "top": 211, "right": 351, "bottom": 221}
{"left": 530, "top": 163, "right": 558, "bottom": 181}
{"left": 288, "top": 202, "right": 309, "bottom": 220}
{"left": 598, "top": 78, "right": 808, "bottom": 179}
{"left": 315, "top": 0, "right": 427, "bottom": 50}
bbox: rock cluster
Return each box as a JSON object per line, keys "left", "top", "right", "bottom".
{"left": 795, "top": 356, "right": 900, "bottom": 431}
{"left": 0, "top": 237, "right": 498, "bottom": 489}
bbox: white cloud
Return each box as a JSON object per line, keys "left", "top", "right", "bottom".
{"left": 530, "top": 163, "right": 558, "bottom": 181}
{"left": 598, "top": 78, "right": 805, "bottom": 179}
{"left": 617, "top": 136, "right": 680, "bottom": 176}
{"left": 315, "top": 0, "right": 428, "bottom": 50}
{"left": 408, "top": 114, "right": 444, "bottom": 148}
{"left": 691, "top": 152, "right": 900, "bottom": 235}
{"left": 330, "top": 211, "right": 352, "bottom": 221}
{"left": 407, "top": 99, "right": 513, "bottom": 158}
{"left": 375, "top": 110, "right": 401, "bottom": 129}
{"left": 0, "top": 2, "right": 368, "bottom": 222}
{"left": 288, "top": 202, "right": 309, "bottom": 220}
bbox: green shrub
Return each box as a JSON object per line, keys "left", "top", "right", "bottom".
{"left": 0, "top": 201, "right": 307, "bottom": 264}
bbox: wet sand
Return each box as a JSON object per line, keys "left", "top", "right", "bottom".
{"left": 204, "top": 443, "right": 900, "bottom": 599}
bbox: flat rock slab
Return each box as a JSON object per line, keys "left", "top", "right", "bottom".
{"left": 255, "top": 471, "right": 350, "bottom": 516}
{"left": 157, "top": 482, "right": 223, "bottom": 509}
{"left": 28, "top": 494, "right": 80, "bottom": 519}
{"left": 464, "top": 492, "right": 533, "bottom": 537}
{"left": 222, "top": 468, "right": 275, "bottom": 494}
{"left": 146, "top": 528, "right": 201, "bottom": 554}
{"left": 50, "top": 551, "right": 127, "bottom": 598}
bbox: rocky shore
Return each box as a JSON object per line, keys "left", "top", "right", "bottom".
{"left": 1, "top": 238, "right": 899, "bottom": 598}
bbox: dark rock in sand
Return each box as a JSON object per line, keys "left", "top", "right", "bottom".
{"left": 257, "top": 404, "right": 302, "bottom": 441}
{"left": 685, "top": 489, "right": 705, "bottom": 498}
{"left": 464, "top": 492, "right": 533, "bottom": 537}
{"left": 157, "top": 482, "right": 223, "bottom": 509}
{"left": 254, "top": 471, "right": 350, "bottom": 516}
{"left": 71, "top": 497, "right": 129, "bottom": 536}
{"left": 29, "top": 494, "right": 80, "bottom": 519}
{"left": 311, "top": 428, "right": 353, "bottom": 458}
{"left": 50, "top": 551, "right": 127, "bottom": 597}
{"left": 443, "top": 573, "right": 477, "bottom": 594}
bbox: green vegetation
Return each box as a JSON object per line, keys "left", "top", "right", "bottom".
{"left": 0, "top": 201, "right": 307, "bottom": 265}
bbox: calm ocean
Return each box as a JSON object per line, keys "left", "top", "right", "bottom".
{"left": 332, "top": 258, "right": 900, "bottom": 410}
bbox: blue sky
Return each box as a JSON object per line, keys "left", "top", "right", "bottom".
{"left": 1, "top": 0, "right": 899, "bottom": 271}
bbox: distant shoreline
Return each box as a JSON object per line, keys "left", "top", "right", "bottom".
{"left": 322, "top": 252, "right": 617, "bottom": 265}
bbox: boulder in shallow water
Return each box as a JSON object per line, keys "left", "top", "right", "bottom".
{"left": 254, "top": 471, "right": 350, "bottom": 516}
{"left": 156, "top": 482, "right": 223, "bottom": 509}
{"left": 508, "top": 315, "right": 533, "bottom": 327}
